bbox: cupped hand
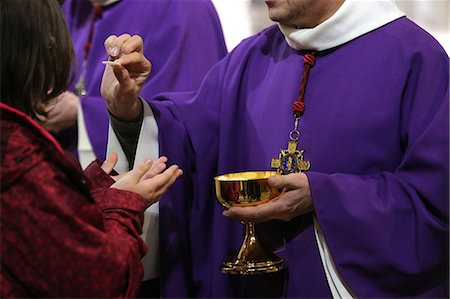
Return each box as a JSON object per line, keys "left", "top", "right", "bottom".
{"left": 101, "top": 34, "right": 152, "bottom": 120}
{"left": 110, "top": 157, "right": 182, "bottom": 207}
{"left": 223, "top": 172, "right": 313, "bottom": 223}
{"left": 101, "top": 153, "right": 169, "bottom": 183}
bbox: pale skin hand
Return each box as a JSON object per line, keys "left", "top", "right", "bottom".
{"left": 101, "top": 153, "right": 181, "bottom": 207}
{"left": 39, "top": 91, "right": 79, "bottom": 132}
{"left": 101, "top": 152, "right": 169, "bottom": 181}
{"left": 101, "top": 34, "right": 152, "bottom": 121}
{"left": 223, "top": 172, "right": 313, "bottom": 223}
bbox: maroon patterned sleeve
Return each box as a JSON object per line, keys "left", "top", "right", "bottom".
{"left": 83, "top": 158, "right": 116, "bottom": 188}
{"left": 1, "top": 157, "right": 147, "bottom": 298}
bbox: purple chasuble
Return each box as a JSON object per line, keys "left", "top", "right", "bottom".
{"left": 62, "top": 0, "right": 227, "bottom": 159}
{"left": 149, "top": 17, "right": 449, "bottom": 298}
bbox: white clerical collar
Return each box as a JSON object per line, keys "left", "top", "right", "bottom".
{"left": 278, "top": 0, "right": 405, "bottom": 51}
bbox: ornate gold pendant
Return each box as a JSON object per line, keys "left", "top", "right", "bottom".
{"left": 74, "top": 61, "right": 87, "bottom": 96}
{"left": 74, "top": 77, "right": 87, "bottom": 96}
{"left": 271, "top": 140, "right": 310, "bottom": 175}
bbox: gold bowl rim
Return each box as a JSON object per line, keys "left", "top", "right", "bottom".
{"left": 214, "top": 171, "right": 280, "bottom": 182}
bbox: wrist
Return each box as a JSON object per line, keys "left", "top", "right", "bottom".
{"left": 107, "top": 97, "right": 142, "bottom": 121}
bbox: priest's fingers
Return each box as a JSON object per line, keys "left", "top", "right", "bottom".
{"left": 115, "top": 52, "right": 152, "bottom": 79}
{"left": 105, "top": 33, "right": 131, "bottom": 59}
{"left": 223, "top": 189, "right": 312, "bottom": 223}
{"left": 119, "top": 34, "right": 144, "bottom": 55}
{"left": 109, "top": 63, "right": 137, "bottom": 94}
{"left": 268, "top": 172, "right": 308, "bottom": 191}
{"left": 104, "top": 35, "right": 118, "bottom": 57}
{"left": 101, "top": 152, "right": 119, "bottom": 175}
{"left": 223, "top": 200, "right": 280, "bottom": 223}
{"left": 108, "top": 52, "right": 151, "bottom": 92}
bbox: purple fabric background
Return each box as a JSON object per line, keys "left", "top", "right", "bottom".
{"left": 62, "top": 0, "right": 227, "bottom": 160}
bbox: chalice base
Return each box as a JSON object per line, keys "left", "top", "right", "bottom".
{"left": 221, "top": 221, "right": 286, "bottom": 275}
{"left": 221, "top": 256, "right": 285, "bottom": 275}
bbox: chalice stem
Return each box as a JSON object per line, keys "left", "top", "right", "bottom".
{"left": 236, "top": 222, "right": 270, "bottom": 262}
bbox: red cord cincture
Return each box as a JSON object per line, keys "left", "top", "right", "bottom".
{"left": 292, "top": 51, "right": 317, "bottom": 117}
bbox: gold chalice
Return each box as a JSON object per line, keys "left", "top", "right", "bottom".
{"left": 214, "top": 171, "right": 285, "bottom": 275}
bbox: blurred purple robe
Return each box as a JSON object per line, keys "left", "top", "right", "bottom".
{"left": 148, "top": 17, "right": 449, "bottom": 298}
{"left": 62, "top": 0, "right": 227, "bottom": 159}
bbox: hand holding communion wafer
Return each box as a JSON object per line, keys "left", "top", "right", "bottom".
{"left": 100, "top": 34, "right": 152, "bottom": 121}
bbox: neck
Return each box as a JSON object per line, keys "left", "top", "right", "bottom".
{"left": 278, "top": 0, "right": 405, "bottom": 51}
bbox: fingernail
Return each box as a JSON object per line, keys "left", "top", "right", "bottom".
{"left": 110, "top": 46, "right": 119, "bottom": 57}
{"left": 145, "top": 158, "right": 152, "bottom": 165}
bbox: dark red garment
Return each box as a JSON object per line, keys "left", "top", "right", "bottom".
{"left": 0, "top": 103, "right": 148, "bottom": 298}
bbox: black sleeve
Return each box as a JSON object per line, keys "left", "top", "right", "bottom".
{"left": 108, "top": 100, "right": 143, "bottom": 170}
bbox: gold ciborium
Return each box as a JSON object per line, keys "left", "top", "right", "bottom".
{"left": 214, "top": 171, "right": 285, "bottom": 275}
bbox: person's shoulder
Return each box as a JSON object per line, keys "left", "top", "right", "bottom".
{"left": 0, "top": 104, "right": 37, "bottom": 142}
{"left": 230, "top": 24, "right": 285, "bottom": 54}
{"left": 0, "top": 104, "right": 64, "bottom": 172}
{"left": 1, "top": 105, "right": 46, "bottom": 187}
{"left": 243, "top": 24, "right": 283, "bottom": 44}
{"left": 382, "top": 17, "right": 447, "bottom": 56}
{"left": 0, "top": 104, "right": 57, "bottom": 147}
{"left": 0, "top": 104, "right": 84, "bottom": 193}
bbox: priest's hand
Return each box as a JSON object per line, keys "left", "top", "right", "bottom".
{"left": 223, "top": 172, "right": 314, "bottom": 223}
{"left": 111, "top": 157, "right": 183, "bottom": 207}
{"left": 101, "top": 34, "right": 152, "bottom": 121}
{"left": 39, "top": 91, "right": 79, "bottom": 132}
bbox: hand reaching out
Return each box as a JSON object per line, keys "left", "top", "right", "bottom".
{"left": 101, "top": 34, "right": 152, "bottom": 121}
{"left": 223, "top": 172, "right": 313, "bottom": 223}
{"left": 101, "top": 152, "right": 168, "bottom": 181}
{"left": 110, "top": 157, "right": 182, "bottom": 207}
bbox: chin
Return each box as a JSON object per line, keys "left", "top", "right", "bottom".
{"left": 267, "top": 10, "right": 283, "bottom": 23}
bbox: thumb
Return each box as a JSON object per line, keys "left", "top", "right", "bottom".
{"left": 111, "top": 64, "right": 134, "bottom": 91}
{"left": 270, "top": 173, "right": 307, "bottom": 190}
{"left": 268, "top": 174, "right": 285, "bottom": 190}
{"left": 101, "top": 152, "right": 118, "bottom": 174}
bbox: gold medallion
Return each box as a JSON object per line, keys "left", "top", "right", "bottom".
{"left": 271, "top": 140, "right": 310, "bottom": 175}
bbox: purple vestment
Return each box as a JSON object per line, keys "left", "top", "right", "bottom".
{"left": 149, "top": 17, "right": 449, "bottom": 297}
{"left": 62, "top": 0, "right": 227, "bottom": 159}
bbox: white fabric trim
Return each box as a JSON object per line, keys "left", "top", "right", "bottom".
{"left": 102, "top": 0, "right": 120, "bottom": 7}
{"left": 314, "top": 218, "right": 354, "bottom": 298}
{"left": 77, "top": 104, "right": 96, "bottom": 170}
{"left": 278, "top": 0, "right": 405, "bottom": 51}
{"left": 106, "top": 99, "right": 160, "bottom": 281}
{"left": 89, "top": 0, "right": 120, "bottom": 7}
{"left": 106, "top": 122, "right": 128, "bottom": 173}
